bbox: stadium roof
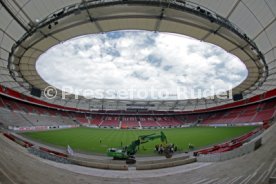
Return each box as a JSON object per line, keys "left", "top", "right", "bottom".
{"left": 0, "top": 0, "right": 275, "bottom": 111}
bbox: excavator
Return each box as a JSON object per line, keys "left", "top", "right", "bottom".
{"left": 107, "top": 131, "right": 174, "bottom": 164}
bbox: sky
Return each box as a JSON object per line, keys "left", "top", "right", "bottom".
{"left": 36, "top": 30, "right": 247, "bottom": 100}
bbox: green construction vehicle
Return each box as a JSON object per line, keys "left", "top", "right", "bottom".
{"left": 107, "top": 131, "right": 174, "bottom": 164}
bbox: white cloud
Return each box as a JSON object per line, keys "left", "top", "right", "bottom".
{"left": 36, "top": 31, "right": 247, "bottom": 99}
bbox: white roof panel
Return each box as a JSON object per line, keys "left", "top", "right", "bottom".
{"left": 53, "top": 23, "right": 99, "bottom": 41}
{"left": 254, "top": 31, "right": 272, "bottom": 54}
{"left": 32, "top": 37, "right": 59, "bottom": 51}
{"left": 265, "top": 49, "right": 276, "bottom": 63}
{"left": 243, "top": 0, "right": 274, "bottom": 28}
{"left": 99, "top": 18, "right": 157, "bottom": 32}
{"left": 0, "top": 48, "right": 9, "bottom": 60}
{"left": 266, "top": 21, "right": 276, "bottom": 47}
{"left": 266, "top": 0, "right": 276, "bottom": 16}
{"left": 159, "top": 20, "right": 209, "bottom": 39}
{"left": 0, "top": 8, "right": 13, "bottom": 31}
{"left": 229, "top": 2, "right": 263, "bottom": 38}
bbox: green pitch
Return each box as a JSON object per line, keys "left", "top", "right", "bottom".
{"left": 22, "top": 126, "right": 256, "bottom": 155}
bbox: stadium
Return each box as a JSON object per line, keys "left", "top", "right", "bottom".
{"left": 0, "top": 0, "right": 275, "bottom": 183}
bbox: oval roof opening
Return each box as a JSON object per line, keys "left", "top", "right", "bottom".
{"left": 36, "top": 30, "right": 247, "bottom": 100}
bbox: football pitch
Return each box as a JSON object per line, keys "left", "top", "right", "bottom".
{"left": 22, "top": 126, "right": 256, "bottom": 155}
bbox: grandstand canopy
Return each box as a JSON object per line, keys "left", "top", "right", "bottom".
{"left": 0, "top": 0, "right": 275, "bottom": 111}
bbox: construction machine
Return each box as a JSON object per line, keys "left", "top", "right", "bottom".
{"left": 107, "top": 131, "right": 174, "bottom": 164}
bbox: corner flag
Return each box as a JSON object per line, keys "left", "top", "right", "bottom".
{"left": 67, "top": 145, "right": 74, "bottom": 156}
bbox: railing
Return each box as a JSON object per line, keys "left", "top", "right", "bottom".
{"left": 196, "top": 128, "right": 263, "bottom": 162}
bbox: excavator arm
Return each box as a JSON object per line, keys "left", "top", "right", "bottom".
{"left": 107, "top": 131, "right": 174, "bottom": 164}
{"left": 125, "top": 132, "right": 164, "bottom": 157}
{"left": 138, "top": 131, "right": 167, "bottom": 144}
